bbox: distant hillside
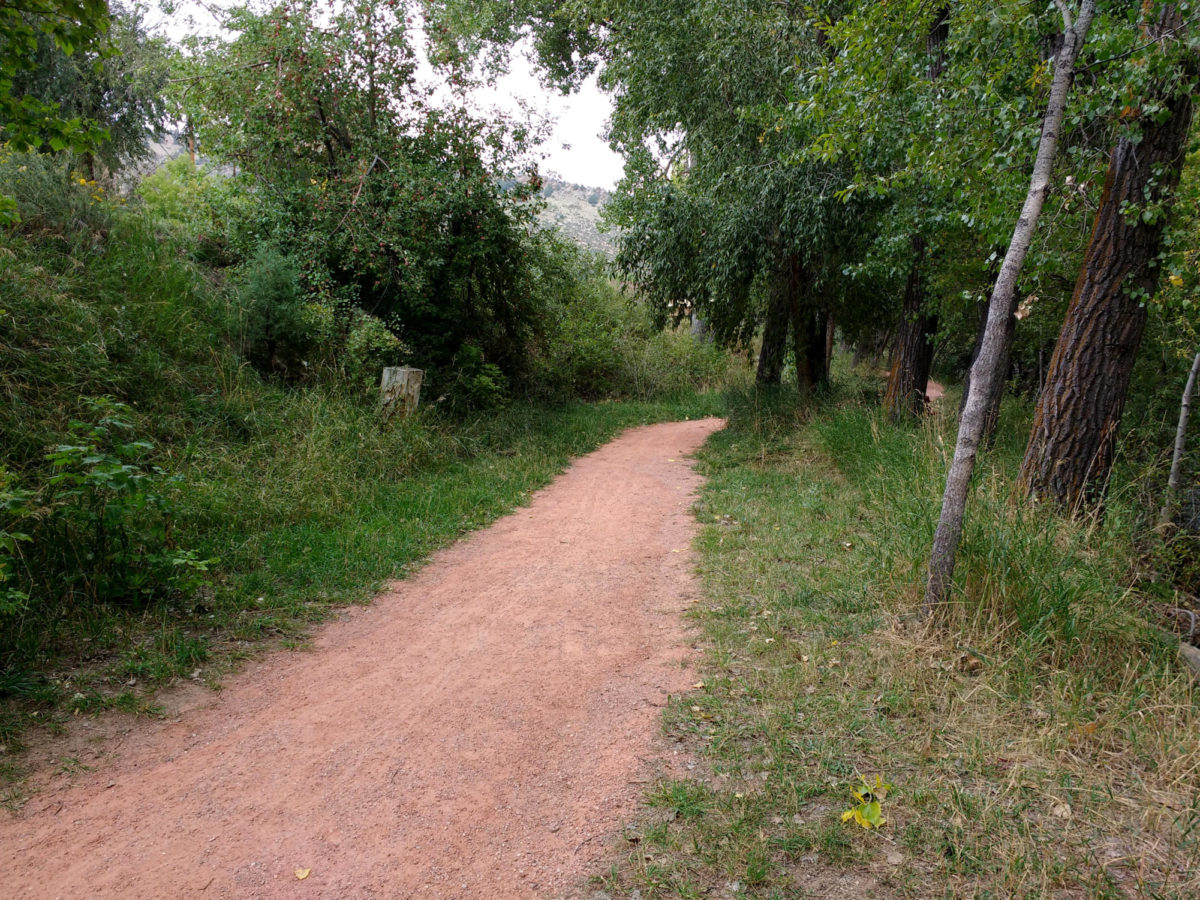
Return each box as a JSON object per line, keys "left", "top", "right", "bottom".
{"left": 142, "top": 144, "right": 619, "bottom": 260}
{"left": 538, "top": 177, "right": 617, "bottom": 259}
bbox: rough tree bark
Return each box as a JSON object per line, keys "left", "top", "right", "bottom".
{"left": 924, "top": 0, "right": 1095, "bottom": 615}
{"left": 1019, "top": 8, "right": 1194, "bottom": 510}
{"left": 1161, "top": 350, "right": 1200, "bottom": 528}
{"left": 824, "top": 313, "right": 836, "bottom": 374}
{"left": 885, "top": 237, "right": 938, "bottom": 419}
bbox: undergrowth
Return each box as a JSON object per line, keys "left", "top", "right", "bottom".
{"left": 600, "top": 368, "right": 1200, "bottom": 899}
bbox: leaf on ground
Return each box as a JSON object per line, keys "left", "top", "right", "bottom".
{"left": 295, "top": 868, "right": 311, "bottom": 880}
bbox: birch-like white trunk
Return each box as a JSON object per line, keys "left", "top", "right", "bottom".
{"left": 1160, "top": 350, "right": 1200, "bottom": 528}
{"left": 924, "top": 0, "right": 1096, "bottom": 615}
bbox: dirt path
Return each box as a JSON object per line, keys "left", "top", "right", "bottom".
{"left": 0, "top": 418, "right": 724, "bottom": 899}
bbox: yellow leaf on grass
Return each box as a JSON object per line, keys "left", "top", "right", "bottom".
{"left": 295, "top": 868, "right": 311, "bottom": 880}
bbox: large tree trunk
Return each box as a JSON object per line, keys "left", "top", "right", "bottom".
{"left": 1019, "top": 22, "right": 1194, "bottom": 510}
{"left": 925, "top": 1, "right": 1095, "bottom": 615}
{"left": 885, "top": 237, "right": 938, "bottom": 419}
{"left": 756, "top": 271, "right": 791, "bottom": 385}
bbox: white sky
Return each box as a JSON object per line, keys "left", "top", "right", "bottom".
{"left": 149, "top": 2, "right": 624, "bottom": 189}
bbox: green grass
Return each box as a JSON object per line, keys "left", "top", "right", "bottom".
{"left": 602, "top": 373, "right": 1200, "bottom": 898}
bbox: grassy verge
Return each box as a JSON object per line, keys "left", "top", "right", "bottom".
{"left": 0, "top": 393, "right": 723, "bottom": 760}
{"left": 598, "top": 378, "right": 1200, "bottom": 899}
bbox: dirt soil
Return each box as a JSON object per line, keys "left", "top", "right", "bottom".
{"left": 0, "top": 417, "right": 725, "bottom": 899}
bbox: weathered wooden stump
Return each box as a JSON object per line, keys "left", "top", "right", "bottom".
{"left": 381, "top": 366, "right": 423, "bottom": 418}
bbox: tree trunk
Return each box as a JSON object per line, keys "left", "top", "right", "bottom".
{"left": 925, "top": 1, "right": 1095, "bottom": 615}
{"left": 885, "top": 237, "right": 938, "bottom": 420}
{"left": 756, "top": 272, "right": 790, "bottom": 385}
{"left": 824, "top": 313, "right": 836, "bottom": 374}
{"left": 782, "top": 253, "right": 829, "bottom": 393}
{"left": 960, "top": 292, "right": 1016, "bottom": 442}
{"left": 1020, "top": 21, "right": 1194, "bottom": 510}
{"left": 1161, "top": 350, "right": 1200, "bottom": 528}
{"left": 852, "top": 328, "right": 892, "bottom": 369}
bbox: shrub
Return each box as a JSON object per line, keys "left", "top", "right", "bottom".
{"left": 342, "top": 311, "right": 409, "bottom": 395}
{"left": 0, "top": 399, "right": 211, "bottom": 621}
{"left": 135, "top": 154, "right": 212, "bottom": 232}
{"left": 0, "top": 145, "right": 112, "bottom": 234}
{"left": 449, "top": 343, "right": 509, "bottom": 410}
{"left": 240, "top": 247, "right": 315, "bottom": 379}
{"left": 531, "top": 262, "right": 745, "bottom": 402}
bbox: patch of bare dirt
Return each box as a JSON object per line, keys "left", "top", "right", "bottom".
{"left": 0, "top": 417, "right": 724, "bottom": 899}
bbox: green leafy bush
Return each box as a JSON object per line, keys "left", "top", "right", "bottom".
{"left": 135, "top": 155, "right": 212, "bottom": 232}
{"left": 449, "top": 342, "right": 509, "bottom": 410}
{"left": 38, "top": 398, "right": 210, "bottom": 607}
{"left": 342, "top": 311, "right": 408, "bottom": 395}
{"left": 0, "top": 145, "right": 111, "bottom": 235}
{"left": 240, "top": 247, "right": 315, "bottom": 379}
{"left": 0, "top": 467, "right": 33, "bottom": 617}
{"left": 0, "top": 398, "right": 211, "bottom": 625}
{"left": 532, "top": 255, "right": 745, "bottom": 402}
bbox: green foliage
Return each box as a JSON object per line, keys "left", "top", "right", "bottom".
{"left": 529, "top": 245, "right": 746, "bottom": 402}
{"left": 5, "top": 2, "right": 171, "bottom": 176}
{"left": 0, "top": 0, "right": 110, "bottom": 162}
{"left": 180, "top": 0, "right": 553, "bottom": 402}
{"left": 239, "top": 247, "right": 315, "bottom": 379}
{"left": 134, "top": 155, "right": 212, "bottom": 233}
{"left": 0, "top": 144, "right": 111, "bottom": 234}
{"left": 34, "top": 398, "right": 210, "bottom": 607}
{"left": 448, "top": 342, "right": 509, "bottom": 410}
{"left": 0, "top": 468, "right": 33, "bottom": 617}
{"left": 342, "top": 311, "right": 408, "bottom": 394}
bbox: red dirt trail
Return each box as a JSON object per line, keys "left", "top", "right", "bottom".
{"left": 0, "top": 417, "right": 724, "bottom": 899}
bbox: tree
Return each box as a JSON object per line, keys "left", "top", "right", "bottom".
{"left": 0, "top": 0, "right": 109, "bottom": 219}
{"left": 1019, "top": 5, "right": 1197, "bottom": 510}
{"left": 183, "top": 0, "right": 552, "bottom": 392}
{"left": 883, "top": 7, "right": 949, "bottom": 421}
{"left": 7, "top": 2, "right": 172, "bottom": 178}
{"left": 925, "top": 0, "right": 1096, "bottom": 613}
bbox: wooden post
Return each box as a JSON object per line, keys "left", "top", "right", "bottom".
{"left": 381, "top": 367, "right": 423, "bottom": 418}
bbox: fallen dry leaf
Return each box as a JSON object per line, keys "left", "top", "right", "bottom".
{"left": 295, "top": 868, "right": 311, "bottom": 881}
